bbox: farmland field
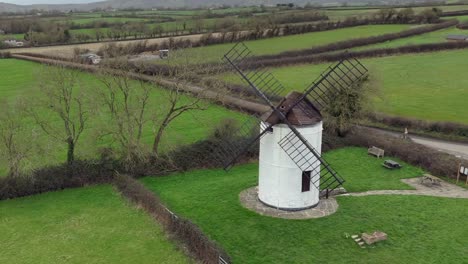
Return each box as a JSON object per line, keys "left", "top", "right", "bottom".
{"left": 222, "top": 49, "right": 468, "bottom": 124}
{"left": 156, "top": 24, "right": 412, "bottom": 64}
{"left": 0, "top": 185, "right": 189, "bottom": 264}
{"left": 353, "top": 26, "right": 466, "bottom": 50}
{"left": 0, "top": 59, "right": 245, "bottom": 174}
{"left": 141, "top": 147, "right": 467, "bottom": 263}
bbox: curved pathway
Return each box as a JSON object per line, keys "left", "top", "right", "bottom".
{"left": 342, "top": 177, "right": 468, "bottom": 199}
{"left": 240, "top": 177, "right": 468, "bottom": 220}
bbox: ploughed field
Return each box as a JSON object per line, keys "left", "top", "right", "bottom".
{"left": 0, "top": 185, "right": 189, "bottom": 264}
{"left": 141, "top": 147, "right": 467, "bottom": 264}
{"left": 0, "top": 59, "right": 245, "bottom": 174}
{"left": 221, "top": 49, "right": 468, "bottom": 124}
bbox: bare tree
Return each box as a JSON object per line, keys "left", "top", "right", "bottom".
{"left": 152, "top": 86, "right": 204, "bottom": 156}
{"left": 0, "top": 100, "right": 31, "bottom": 177}
{"left": 97, "top": 66, "right": 152, "bottom": 165}
{"left": 31, "top": 66, "right": 89, "bottom": 166}
{"left": 97, "top": 53, "right": 209, "bottom": 161}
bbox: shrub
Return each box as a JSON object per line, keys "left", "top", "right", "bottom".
{"left": 365, "top": 112, "right": 468, "bottom": 138}
{"left": 0, "top": 51, "right": 11, "bottom": 58}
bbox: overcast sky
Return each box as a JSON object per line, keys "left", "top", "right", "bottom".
{"left": 1, "top": 0, "right": 99, "bottom": 4}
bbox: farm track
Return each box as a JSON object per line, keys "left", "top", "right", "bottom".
{"left": 6, "top": 32, "right": 228, "bottom": 59}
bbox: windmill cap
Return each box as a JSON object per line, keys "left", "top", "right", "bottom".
{"left": 262, "top": 91, "right": 322, "bottom": 126}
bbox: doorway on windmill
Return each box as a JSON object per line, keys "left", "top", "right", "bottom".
{"left": 302, "top": 171, "right": 311, "bottom": 192}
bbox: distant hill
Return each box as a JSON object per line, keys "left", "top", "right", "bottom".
{"left": 0, "top": 0, "right": 444, "bottom": 13}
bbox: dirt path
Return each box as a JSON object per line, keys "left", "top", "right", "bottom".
{"left": 365, "top": 127, "right": 468, "bottom": 161}
{"left": 343, "top": 177, "right": 468, "bottom": 199}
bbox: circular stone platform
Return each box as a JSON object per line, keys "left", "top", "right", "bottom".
{"left": 239, "top": 187, "right": 339, "bottom": 219}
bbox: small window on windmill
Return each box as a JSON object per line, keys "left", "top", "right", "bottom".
{"left": 302, "top": 171, "right": 311, "bottom": 192}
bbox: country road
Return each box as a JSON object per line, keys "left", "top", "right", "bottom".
{"left": 365, "top": 127, "right": 468, "bottom": 160}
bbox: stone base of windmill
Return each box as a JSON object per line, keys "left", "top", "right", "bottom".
{"left": 239, "top": 186, "right": 339, "bottom": 219}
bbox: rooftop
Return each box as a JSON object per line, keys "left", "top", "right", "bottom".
{"left": 262, "top": 91, "right": 322, "bottom": 126}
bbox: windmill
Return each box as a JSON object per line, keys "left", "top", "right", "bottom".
{"left": 213, "top": 42, "right": 368, "bottom": 211}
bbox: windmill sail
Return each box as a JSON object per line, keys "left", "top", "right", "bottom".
{"left": 223, "top": 42, "right": 286, "bottom": 102}
{"left": 300, "top": 57, "right": 368, "bottom": 110}
{"left": 216, "top": 41, "right": 367, "bottom": 195}
{"left": 278, "top": 130, "right": 345, "bottom": 193}
{"left": 211, "top": 114, "right": 273, "bottom": 170}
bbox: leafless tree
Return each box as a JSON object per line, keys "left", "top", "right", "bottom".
{"left": 31, "top": 66, "right": 89, "bottom": 166}
{"left": 97, "top": 66, "right": 152, "bottom": 165}
{"left": 0, "top": 100, "right": 32, "bottom": 177}
{"left": 98, "top": 58, "right": 207, "bottom": 160}
{"left": 152, "top": 86, "right": 205, "bottom": 156}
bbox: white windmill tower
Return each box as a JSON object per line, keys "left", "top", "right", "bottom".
{"left": 212, "top": 43, "right": 368, "bottom": 210}
{"left": 259, "top": 92, "right": 323, "bottom": 210}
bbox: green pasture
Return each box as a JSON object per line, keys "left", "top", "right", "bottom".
{"left": 141, "top": 147, "right": 467, "bottom": 263}
{"left": 157, "top": 24, "right": 411, "bottom": 64}
{"left": 0, "top": 185, "right": 189, "bottom": 264}
{"left": 353, "top": 26, "right": 465, "bottom": 50}
{"left": 221, "top": 49, "right": 468, "bottom": 124}
{"left": 0, "top": 59, "right": 245, "bottom": 174}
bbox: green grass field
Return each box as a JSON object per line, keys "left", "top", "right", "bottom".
{"left": 222, "top": 49, "right": 468, "bottom": 124}
{"left": 141, "top": 147, "right": 467, "bottom": 263}
{"left": 159, "top": 24, "right": 411, "bottom": 64}
{"left": 0, "top": 59, "right": 244, "bottom": 174}
{"left": 353, "top": 26, "right": 466, "bottom": 50}
{"left": 0, "top": 185, "right": 189, "bottom": 264}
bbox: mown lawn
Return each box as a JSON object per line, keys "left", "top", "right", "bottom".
{"left": 141, "top": 147, "right": 467, "bottom": 264}
{"left": 0, "top": 59, "right": 244, "bottom": 174}
{"left": 158, "top": 24, "right": 412, "bottom": 64}
{"left": 0, "top": 185, "right": 189, "bottom": 264}
{"left": 222, "top": 49, "right": 468, "bottom": 124}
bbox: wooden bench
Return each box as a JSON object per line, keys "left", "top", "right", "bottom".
{"left": 368, "top": 146, "right": 384, "bottom": 158}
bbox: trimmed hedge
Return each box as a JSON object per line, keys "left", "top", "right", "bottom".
{"left": 248, "top": 19, "right": 459, "bottom": 63}
{"left": 364, "top": 112, "right": 468, "bottom": 138}
{"left": 344, "top": 126, "right": 463, "bottom": 179}
{"left": 114, "top": 174, "right": 230, "bottom": 264}
{"left": 242, "top": 40, "right": 468, "bottom": 69}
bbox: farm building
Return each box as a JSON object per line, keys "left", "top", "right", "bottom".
{"left": 79, "top": 53, "right": 101, "bottom": 65}
{"left": 3, "top": 39, "right": 24, "bottom": 47}
{"left": 446, "top": 34, "right": 468, "bottom": 41}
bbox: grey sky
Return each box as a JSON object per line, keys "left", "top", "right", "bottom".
{"left": 1, "top": 0, "right": 99, "bottom": 5}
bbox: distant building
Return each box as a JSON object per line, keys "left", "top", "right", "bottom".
{"left": 0, "top": 30, "right": 5, "bottom": 35}
{"left": 79, "top": 53, "right": 101, "bottom": 65}
{"left": 446, "top": 34, "right": 468, "bottom": 42}
{"left": 3, "top": 39, "right": 24, "bottom": 47}
{"left": 159, "top": 49, "right": 169, "bottom": 59}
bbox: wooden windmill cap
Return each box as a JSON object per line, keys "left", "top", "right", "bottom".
{"left": 262, "top": 91, "right": 322, "bottom": 126}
